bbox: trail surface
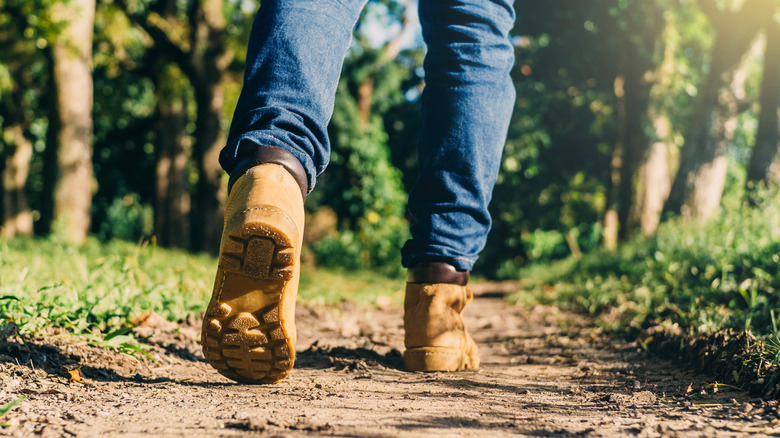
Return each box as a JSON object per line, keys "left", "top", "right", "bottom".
{"left": 1, "top": 285, "right": 779, "bottom": 437}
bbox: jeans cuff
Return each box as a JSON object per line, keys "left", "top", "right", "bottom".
{"left": 226, "top": 144, "right": 308, "bottom": 200}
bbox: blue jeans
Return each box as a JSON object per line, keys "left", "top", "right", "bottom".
{"left": 220, "top": 0, "right": 516, "bottom": 271}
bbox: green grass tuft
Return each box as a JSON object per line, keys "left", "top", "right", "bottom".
{"left": 512, "top": 192, "right": 780, "bottom": 341}
{"left": 0, "top": 237, "right": 403, "bottom": 353}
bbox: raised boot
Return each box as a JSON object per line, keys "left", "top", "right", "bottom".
{"left": 403, "top": 263, "right": 480, "bottom": 372}
{"left": 201, "top": 158, "right": 305, "bottom": 384}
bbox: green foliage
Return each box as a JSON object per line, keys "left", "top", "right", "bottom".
{"left": 0, "top": 238, "right": 214, "bottom": 336}
{"left": 478, "top": 0, "right": 721, "bottom": 277}
{"left": 0, "top": 238, "right": 403, "bottom": 354}
{"left": 0, "top": 396, "right": 25, "bottom": 421}
{"left": 311, "top": 80, "right": 409, "bottom": 276}
{"left": 0, "top": 0, "right": 65, "bottom": 229}
{"left": 306, "top": 2, "right": 419, "bottom": 276}
{"left": 0, "top": 0, "right": 771, "bottom": 289}
{"left": 96, "top": 193, "right": 154, "bottom": 242}
{"left": 513, "top": 189, "right": 780, "bottom": 339}
{"left": 299, "top": 267, "right": 403, "bottom": 307}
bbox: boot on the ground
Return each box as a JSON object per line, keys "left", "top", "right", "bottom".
{"left": 201, "top": 158, "right": 305, "bottom": 384}
{"left": 403, "top": 263, "right": 480, "bottom": 371}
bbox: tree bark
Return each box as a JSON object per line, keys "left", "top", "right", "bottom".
{"left": 51, "top": 0, "right": 96, "bottom": 244}
{"left": 155, "top": 86, "right": 191, "bottom": 249}
{"left": 747, "top": 24, "right": 780, "bottom": 188}
{"left": 603, "top": 6, "right": 659, "bottom": 248}
{"left": 617, "top": 54, "right": 653, "bottom": 241}
{"left": 357, "top": 77, "right": 375, "bottom": 128}
{"left": 1, "top": 124, "right": 34, "bottom": 237}
{"left": 636, "top": 115, "right": 672, "bottom": 236}
{"left": 355, "top": 0, "right": 414, "bottom": 129}
{"left": 189, "top": 0, "right": 228, "bottom": 254}
{"left": 191, "top": 72, "right": 226, "bottom": 254}
{"left": 603, "top": 74, "right": 625, "bottom": 251}
{"left": 119, "top": 0, "right": 230, "bottom": 253}
{"left": 634, "top": 14, "right": 676, "bottom": 236}
{"left": 664, "top": 0, "right": 768, "bottom": 220}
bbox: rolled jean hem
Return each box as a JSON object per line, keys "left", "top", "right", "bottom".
{"left": 219, "top": 133, "right": 319, "bottom": 193}
{"left": 401, "top": 254, "right": 476, "bottom": 272}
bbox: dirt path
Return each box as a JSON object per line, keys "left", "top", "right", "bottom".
{"left": 1, "top": 286, "right": 779, "bottom": 437}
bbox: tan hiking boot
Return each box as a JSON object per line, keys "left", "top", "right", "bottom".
{"left": 403, "top": 263, "right": 480, "bottom": 372}
{"left": 201, "top": 160, "right": 305, "bottom": 384}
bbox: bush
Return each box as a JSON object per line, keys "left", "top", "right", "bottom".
{"left": 97, "top": 193, "right": 154, "bottom": 242}
{"left": 514, "top": 191, "right": 780, "bottom": 339}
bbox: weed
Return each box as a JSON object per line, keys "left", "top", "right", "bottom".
{"left": 0, "top": 237, "right": 402, "bottom": 358}
{"left": 0, "top": 396, "right": 25, "bottom": 427}
{"left": 511, "top": 192, "right": 780, "bottom": 364}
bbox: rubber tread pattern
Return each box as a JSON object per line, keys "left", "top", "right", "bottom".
{"left": 202, "top": 228, "right": 295, "bottom": 384}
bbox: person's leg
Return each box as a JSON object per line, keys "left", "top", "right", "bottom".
{"left": 402, "top": 0, "right": 516, "bottom": 372}
{"left": 402, "top": 0, "right": 516, "bottom": 272}
{"left": 203, "top": 0, "right": 365, "bottom": 384}
{"left": 219, "top": 0, "right": 366, "bottom": 193}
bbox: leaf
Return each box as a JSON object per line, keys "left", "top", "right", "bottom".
{"left": 103, "top": 327, "right": 133, "bottom": 341}
{"left": 104, "top": 334, "right": 135, "bottom": 347}
{"left": 120, "top": 342, "right": 155, "bottom": 361}
{"left": 68, "top": 368, "right": 86, "bottom": 384}
{"left": 0, "top": 396, "right": 25, "bottom": 417}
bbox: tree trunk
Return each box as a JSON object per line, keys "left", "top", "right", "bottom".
{"left": 603, "top": 75, "right": 625, "bottom": 251}
{"left": 355, "top": 2, "right": 413, "bottom": 130}
{"left": 747, "top": 24, "right": 780, "bottom": 188}
{"left": 664, "top": 0, "right": 767, "bottom": 220}
{"left": 118, "top": 0, "right": 229, "bottom": 253}
{"left": 189, "top": 0, "right": 228, "bottom": 254}
{"left": 51, "top": 0, "right": 96, "bottom": 244}
{"left": 357, "top": 77, "right": 375, "bottom": 128}
{"left": 1, "top": 124, "right": 34, "bottom": 237}
{"left": 617, "top": 53, "right": 652, "bottom": 241}
{"left": 191, "top": 77, "right": 225, "bottom": 254}
{"left": 604, "top": 47, "right": 654, "bottom": 247}
{"left": 155, "top": 87, "right": 191, "bottom": 249}
{"left": 603, "top": 4, "right": 661, "bottom": 247}
{"left": 636, "top": 114, "right": 672, "bottom": 236}
{"left": 634, "top": 14, "right": 676, "bottom": 236}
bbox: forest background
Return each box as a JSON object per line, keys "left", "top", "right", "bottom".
{"left": 2, "top": 0, "right": 780, "bottom": 281}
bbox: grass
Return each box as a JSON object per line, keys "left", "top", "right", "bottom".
{"left": 509, "top": 192, "right": 780, "bottom": 395}
{"left": 512, "top": 193, "right": 780, "bottom": 339}
{"left": 0, "top": 237, "right": 404, "bottom": 351}
{"left": 0, "top": 396, "right": 25, "bottom": 427}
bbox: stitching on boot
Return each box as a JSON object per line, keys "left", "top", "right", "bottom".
{"left": 216, "top": 271, "right": 227, "bottom": 304}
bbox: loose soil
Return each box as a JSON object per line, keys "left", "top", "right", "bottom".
{"left": 2, "top": 285, "right": 780, "bottom": 437}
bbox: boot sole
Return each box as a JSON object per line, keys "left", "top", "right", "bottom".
{"left": 404, "top": 347, "right": 478, "bottom": 372}
{"left": 202, "top": 217, "right": 296, "bottom": 384}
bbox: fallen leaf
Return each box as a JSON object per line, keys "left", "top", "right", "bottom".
{"left": 68, "top": 369, "right": 86, "bottom": 384}
{"left": 131, "top": 311, "right": 175, "bottom": 330}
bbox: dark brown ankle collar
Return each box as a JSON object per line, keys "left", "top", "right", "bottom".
{"left": 407, "top": 262, "right": 469, "bottom": 286}
{"left": 228, "top": 145, "right": 308, "bottom": 200}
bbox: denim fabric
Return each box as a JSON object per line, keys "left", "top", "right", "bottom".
{"left": 220, "top": 0, "right": 516, "bottom": 271}
{"left": 220, "top": 0, "right": 366, "bottom": 187}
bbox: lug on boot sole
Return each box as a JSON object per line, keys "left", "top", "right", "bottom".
{"left": 202, "top": 223, "right": 295, "bottom": 384}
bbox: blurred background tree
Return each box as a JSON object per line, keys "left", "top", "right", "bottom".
{"left": 1, "top": 0, "right": 779, "bottom": 278}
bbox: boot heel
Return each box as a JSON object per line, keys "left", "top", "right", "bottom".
{"left": 404, "top": 347, "right": 475, "bottom": 372}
